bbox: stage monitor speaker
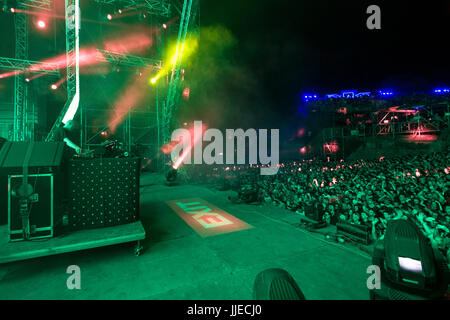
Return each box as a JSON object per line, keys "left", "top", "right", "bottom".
{"left": 0, "top": 141, "right": 64, "bottom": 174}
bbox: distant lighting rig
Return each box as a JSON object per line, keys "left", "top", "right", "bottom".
{"left": 303, "top": 87, "right": 450, "bottom": 103}
{"left": 1, "top": 0, "right": 14, "bottom": 13}
{"left": 434, "top": 88, "right": 449, "bottom": 93}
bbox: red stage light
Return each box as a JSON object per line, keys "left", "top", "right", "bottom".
{"left": 10, "top": 8, "right": 15, "bottom": 13}
{"left": 25, "top": 78, "right": 30, "bottom": 82}
{"left": 182, "top": 87, "right": 190, "bottom": 99}
{"left": 51, "top": 84, "right": 57, "bottom": 90}
{"left": 37, "top": 20, "right": 46, "bottom": 29}
{"left": 107, "top": 14, "right": 112, "bottom": 20}
{"left": 323, "top": 142, "right": 339, "bottom": 153}
{"left": 162, "top": 23, "right": 167, "bottom": 29}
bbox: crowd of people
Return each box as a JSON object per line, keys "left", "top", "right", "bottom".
{"left": 190, "top": 151, "right": 450, "bottom": 260}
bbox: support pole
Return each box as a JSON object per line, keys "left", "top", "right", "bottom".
{"left": 46, "top": 0, "right": 80, "bottom": 141}
{"left": 13, "top": 7, "right": 28, "bottom": 141}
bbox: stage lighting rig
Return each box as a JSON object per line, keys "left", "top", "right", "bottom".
{"left": 1, "top": 0, "right": 16, "bottom": 13}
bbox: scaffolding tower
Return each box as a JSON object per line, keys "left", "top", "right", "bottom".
{"left": 2, "top": 0, "right": 199, "bottom": 171}
{"left": 0, "top": 0, "right": 54, "bottom": 141}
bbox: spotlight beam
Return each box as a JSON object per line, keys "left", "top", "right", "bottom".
{"left": 173, "top": 125, "right": 204, "bottom": 170}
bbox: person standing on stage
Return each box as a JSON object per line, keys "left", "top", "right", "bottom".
{"left": 54, "top": 120, "right": 82, "bottom": 156}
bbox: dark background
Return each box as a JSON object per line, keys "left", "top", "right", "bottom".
{"left": 202, "top": 0, "right": 450, "bottom": 94}
{"left": 191, "top": 0, "right": 450, "bottom": 128}
{"left": 0, "top": 0, "right": 449, "bottom": 129}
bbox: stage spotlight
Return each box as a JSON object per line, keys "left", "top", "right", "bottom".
{"left": 50, "top": 84, "right": 57, "bottom": 90}
{"left": 1, "top": 0, "right": 16, "bottom": 13}
{"left": 166, "top": 167, "right": 178, "bottom": 185}
{"left": 106, "top": 14, "right": 112, "bottom": 20}
{"left": 139, "top": 11, "right": 147, "bottom": 20}
{"left": 25, "top": 78, "right": 30, "bottom": 82}
{"left": 162, "top": 23, "right": 167, "bottom": 29}
{"left": 118, "top": 9, "right": 122, "bottom": 14}
{"left": 254, "top": 268, "right": 306, "bottom": 300}
{"left": 370, "top": 219, "right": 449, "bottom": 300}
{"left": 36, "top": 19, "right": 46, "bottom": 29}
{"left": 182, "top": 87, "right": 190, "bottom": 99}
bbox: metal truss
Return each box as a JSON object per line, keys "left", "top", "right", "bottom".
{"left": 13, "top": 5, "right": 29, "bottom": 141}
{"left": 161, "top": 0, "right": 198, "bottom": 147}
{"left": 18, "top": 0, "right": 52, "bottom": 11}
{"left": 65, "top": 0, "right": 78, "bottom": 109}
{"left": 171, "top": 0, "right": 199, "bottom": 36}
{"left": 94, "top": 0, "right": 171, "bottom": 17}
{"left": 9, "top": 1, "right": 54, "bottom": 141}
{"left": 97, "top": 50, "right": 162, "bottom": 69}
{"left": 46, "top": 0, "right": 79, "bottom": 141}
{"left": 0, "top": 57, "right": 60, "bottom": 75}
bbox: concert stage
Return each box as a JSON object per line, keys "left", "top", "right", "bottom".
{"left": 0, "top": 221, "right": 145, "bottom": 264}
{"left": 0, "top": 172, "right": 373, "bottom": 300}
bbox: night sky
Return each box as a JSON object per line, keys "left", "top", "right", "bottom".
{"left": 1, "top": 0, "right": 449, "bottom": 130}
{"left": 201, "top": 0, "right": 450, "bottom": 107}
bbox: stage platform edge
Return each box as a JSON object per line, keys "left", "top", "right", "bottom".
{"left": 0, "top": 221, "right": 146, "bottom": 264}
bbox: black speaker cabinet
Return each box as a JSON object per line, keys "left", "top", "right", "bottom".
{"left": 8, "top": 174, "right": 56, "bottom": 241}
{"left": 0, "top": 142, "right": 64, "bottom": 174}
{"left": 68, "top": 157, "right": 140, "bottom": 230}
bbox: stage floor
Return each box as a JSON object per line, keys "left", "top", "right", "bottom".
{"left": 0, "top": 172, "right": 372, "bottom": 299}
